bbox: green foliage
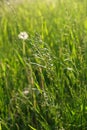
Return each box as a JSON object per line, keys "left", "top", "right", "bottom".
{"left": 0, "top": 0, "right": 87, "bottom": 130}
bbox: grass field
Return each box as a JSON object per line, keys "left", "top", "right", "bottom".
{"left": 0, "top": 0, "right": 87, "bottom": 129}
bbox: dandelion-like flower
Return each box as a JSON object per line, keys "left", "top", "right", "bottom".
{"left": 18, "top": 32, "right": 28, "bottom": 40}
{"left": 18, "top": 31, "right": 28, "bottom": 55}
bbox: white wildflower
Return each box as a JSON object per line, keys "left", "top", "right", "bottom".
{"left": 18, "top": 32, "right": 28, "bottom": 40}
{"left": 23, "top": 89, "right": 29, "bottom": 95}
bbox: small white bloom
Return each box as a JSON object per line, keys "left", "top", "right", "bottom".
{"left": 23, "top": 89, "right": 29, "bottom": 95}
{"left": 18, "top": 32, "right": 28, "bottom": 40}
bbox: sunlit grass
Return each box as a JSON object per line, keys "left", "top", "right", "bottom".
{"left": 0, "top": 0, "right": 87, "bottom": 130}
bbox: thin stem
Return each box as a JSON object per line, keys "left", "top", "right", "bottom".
{"left": 23, "top": 40, "right": 26, "bottom": 56}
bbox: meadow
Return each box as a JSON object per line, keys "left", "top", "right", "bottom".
{"left": 0, "top": 0, "right": 87, "bottom": 129}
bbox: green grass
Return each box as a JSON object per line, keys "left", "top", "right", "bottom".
{"left": 0, "top": 0, "right": 87, "bottom": 129}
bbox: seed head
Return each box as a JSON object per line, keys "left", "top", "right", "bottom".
{"left": 18, "top": 32, "right": 28, "bottom": 40}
